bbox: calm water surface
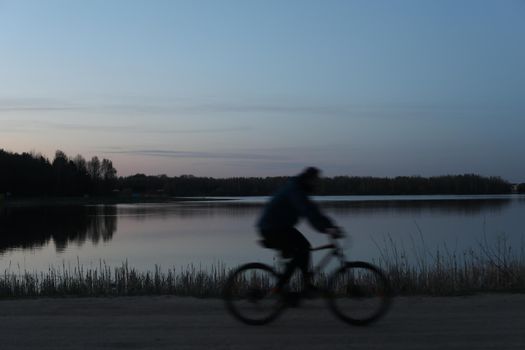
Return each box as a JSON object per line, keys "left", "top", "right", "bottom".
{"left": 1, "top": 195, "right": 524, "bottom": 272}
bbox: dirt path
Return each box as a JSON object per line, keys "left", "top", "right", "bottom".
{"left": 0, "top": 294, "right": 523, "bottom": 349}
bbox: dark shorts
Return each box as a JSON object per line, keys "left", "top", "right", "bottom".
{"left": 259, "top": 227, "right": 311, "bottom": 258}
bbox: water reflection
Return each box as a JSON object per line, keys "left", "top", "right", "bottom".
{"left": 114, "top": 197, "right": 514, "bottom": 218}
{"left": 0, "top": 206, "right": 117, "bottom": 253}
{"left": 321, "top": 198, "right": 513, "bottom": 215}
{"left": 0, "top": 196, "right": 521, "bottom": 270}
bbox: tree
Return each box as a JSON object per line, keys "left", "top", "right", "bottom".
{"left": 87, "top": 156, "right": 101, "bottom": 181}
{"left": 73, "top": 155, "right": 87, "bottom": 175}
{"left": 101, "top": 159, "right": 117, "bottom": 181}
{"left": 52, "top": 150, "right": 71, "bottom": 195}
{"left": 101, "top": 159, "right": 117, "bottom": 193}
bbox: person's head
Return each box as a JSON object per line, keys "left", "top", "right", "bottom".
{"left": 297, "top": 166, "right": 321, "bottom": 194}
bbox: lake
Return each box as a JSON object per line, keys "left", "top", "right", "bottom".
{"left": 1, "top": 195, "right": 524, "bottom": 273}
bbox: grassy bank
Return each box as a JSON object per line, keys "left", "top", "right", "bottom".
{"left": 373, "top": 234, "right": 525, "bottom": 295}
{"left": 0, "top": 262, "right": 229, "bottom": 298}
{"left": 1, "top": 238, "right": 524, "bottom": 298}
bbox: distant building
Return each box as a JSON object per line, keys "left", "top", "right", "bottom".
{"left": 511, "top": 184, "right": 519, "bottom": 193}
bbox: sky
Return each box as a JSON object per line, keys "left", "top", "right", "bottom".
{"left": 1, "top": 0, "right": 524, "bottom": 181}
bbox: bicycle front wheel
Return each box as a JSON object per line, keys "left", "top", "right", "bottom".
{"left": 326, "top": 261, "right": 391, "bottom": 326}
{"left": 223, "top": 263, "right": 284, "bottom": 325}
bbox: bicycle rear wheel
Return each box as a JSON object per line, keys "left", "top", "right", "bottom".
{"left": 223, "top": 263, "right": 284, "bottom": 325}
{"left": 326, "top": 261, "right": 391, "bottom": 326}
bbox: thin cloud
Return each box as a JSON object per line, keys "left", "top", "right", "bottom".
{"left": 0, "top": 119, "right": 250, "bottom": 134}
{"left": 1, "top": 97, "right": 519, "bottom": 118}
{"left": 43, "top": 121, "right": 250, "bottom": 134}
{"left": 0, "top": 99, "right": 351, "bottom": 116}
{"left": 0, "top": 106, "right": 78, "bottom": 112}
{"left": 103, "top": 149, "right": 290, "bottom": 161}
{"left": 0, "top": 98, "right": 83, "bottom": 112}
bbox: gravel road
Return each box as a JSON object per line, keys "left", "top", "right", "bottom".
{"left": 0, "top": 294, "right": 523, "bottom": 349}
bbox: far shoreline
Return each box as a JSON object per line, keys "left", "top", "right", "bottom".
{"left": 0, "top": 196, "right": 235, "bottom": 208}
{"left": 2, "top": 193, "right": 524, "bottom": 208}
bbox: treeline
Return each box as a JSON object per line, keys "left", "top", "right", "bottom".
{"left": 119, "top": 173, "right": 513, "bottom": 196}
{"left": 120, "top": 174, "right": 289, "bottom": 197}
{"left": 0, "top": 149, "right": 117, "bottom": 196}
{"left": 0, "top": 149, "right": 521, "bottom": 197}
{"left": 319, "top": 174, "right": 514, "bottom": 195}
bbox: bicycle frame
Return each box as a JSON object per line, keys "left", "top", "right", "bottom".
{"left": 273, "top": 236, "right": 347, "bottom": 280}
{"left": 309, "top": 236, "right": 347, "bottom": 277}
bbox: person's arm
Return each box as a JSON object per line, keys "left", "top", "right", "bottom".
{"left": 288, "top": 185, "right": 333, "bottom": 232}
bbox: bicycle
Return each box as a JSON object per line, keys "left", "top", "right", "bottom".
{"left": 223, "top": 231, "right": 392, "bottom": 326}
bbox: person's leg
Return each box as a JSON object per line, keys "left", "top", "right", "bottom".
{"left": 276, "top": 228, "right": 312, "bottom": 289}
{"left": 289, "top": 228, "right": 312, "bottom": 282}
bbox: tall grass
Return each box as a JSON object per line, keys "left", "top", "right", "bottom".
{"left": 1, "top": 236, "right": 524, "bottom": 298}
{"left": 0, "top": 261, "right": 229, "bottom": 298}
{"left": 373, "top": 232, "right": 525, "bottom": 295}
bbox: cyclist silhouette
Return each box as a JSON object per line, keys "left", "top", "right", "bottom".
{"left": 257, "top": 167, "right": 342, "bottom": 292}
